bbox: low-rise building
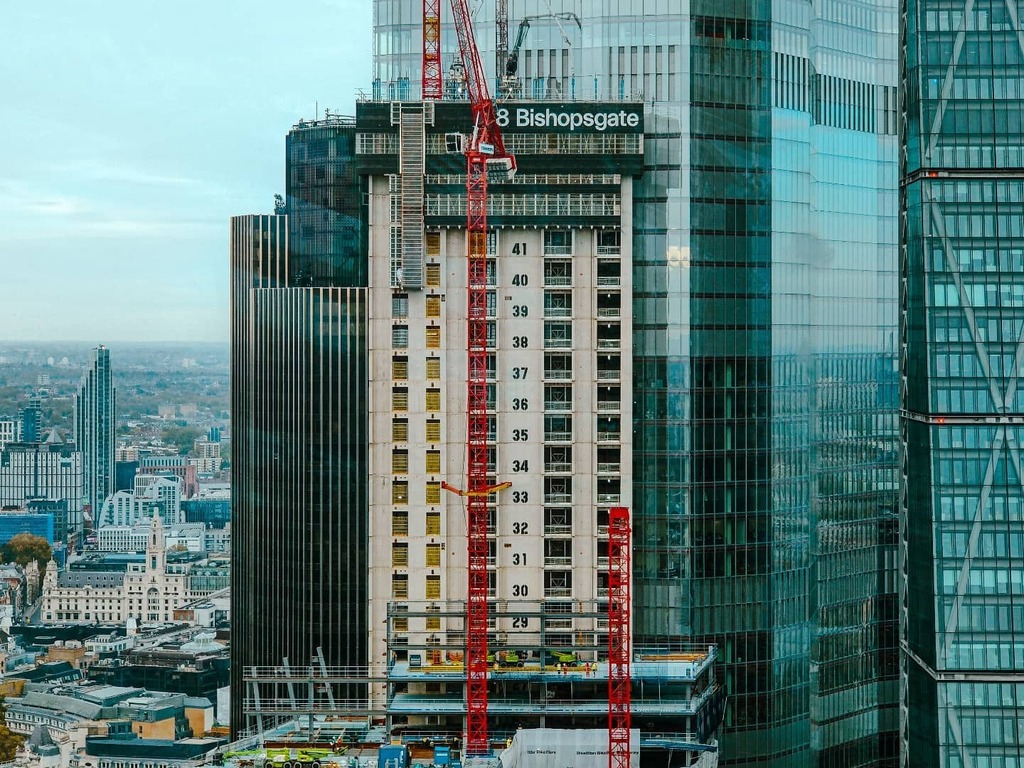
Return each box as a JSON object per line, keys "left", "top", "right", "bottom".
{"left": 40, "top": 516, "right": 227, "bottom": 626}
{"left": 96, "top": 522, "right": 206, "bottom": 553}
{"left": 5, "top": 681, "right": 222, "bottom": 768}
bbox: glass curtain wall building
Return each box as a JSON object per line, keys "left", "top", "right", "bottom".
{"left": 75, "top": 345, "right": 115, "bottom": 536}
{"left": 900, "top": 0, "right": 1024, "bottom": 761}
{"left": 229, "top": 120, "right": 369, "bottom": 736}
{"left": 373, "top": 2, "right": 900, "bottom": 766}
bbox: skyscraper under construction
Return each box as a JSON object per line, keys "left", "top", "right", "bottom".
{"left": 232, "top": 3, "right": 901, "bottom": 764}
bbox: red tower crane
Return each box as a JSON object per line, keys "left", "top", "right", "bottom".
{"left": 442, "top": 0, "right": 515, "bottom": 757}
{"left": 608, "top": 507, "right": 632, "bottom": 768}
{"left": 496, "top": 0, "right": 509, "bottom": 91}
{"left": 422, "top": 0, "right": 443, "bottom": 99}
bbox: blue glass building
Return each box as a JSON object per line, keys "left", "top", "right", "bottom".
{"left": 900, "top": 0, "right": 1024, "bottom": 762}
{"left": 75, "top": 346, "right": 115, "bottom": 533}
{"left": 0, "top": 512, "right": 55, "bottom": 547}
{"left": 372, "top": 3, "right": 900, "bottom": 766}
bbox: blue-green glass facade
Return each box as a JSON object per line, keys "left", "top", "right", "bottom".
{"left": 900, "top": 0, "right": 1024, "bottom": 761}
{"left": 373, "top": 2, "right": 899, "bottom": 764}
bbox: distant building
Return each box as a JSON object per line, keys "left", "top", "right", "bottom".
{"left": 96, "top": 522, "right": 206, "bottom": 553}
{"left": 138, "top": 456, "right": 197, "bottom": 499}
{"left": 98, "top": 475, "right": 183, "bottom": 528}
{"left": 114, "top": 460, "right": 139, "bottom": 493}
{"left": 0, "top": 419, "right": 20, "bottom": 450}
{"left": 0, "top": 510, "right": 55, "bottom": 546}
{"left": 115, "top": 446, "right": 139, "bottom": 462}
{"left": 188, "top": 440, "right": 222, "bottom": 474}
{"left": 3, "top": 682, "right": 221, "bottom": 767}
{"left": 157, "top": 404, "right": 176, "bottom": 420}
{"left": 87, "top": 633, "right": 228, "bottom": 704}
{"left": 40, "top": 515, "right": 227, "bottom": 626}
{"left": 75, "top": 346, "right": 115, "bottom": 528}
{"left": 19, "top": 397, "right": 42, "bottom": 443}
{"left": 0, "top": 440, "right": 84, "bottom": 541}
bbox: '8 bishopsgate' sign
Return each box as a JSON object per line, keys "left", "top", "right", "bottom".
{"left": 495, "top": 102, "right": 644, "bottom": 134}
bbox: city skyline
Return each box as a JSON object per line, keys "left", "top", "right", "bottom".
{"left": 0, "top": 1, "right": 371, "bottom": 343}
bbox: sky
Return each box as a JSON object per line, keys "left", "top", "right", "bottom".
{"left": 0, "top": 0, "right": 372, "bottom": 343}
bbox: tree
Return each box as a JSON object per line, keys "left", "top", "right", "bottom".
{"left": 1, "top": 533, "right": 52, "bottom": 574}
{"left": 0, "top": 697, "right": 24, "bottom": 760}
{"left": 161, "top": 424, "right": 202, "bottom": 455}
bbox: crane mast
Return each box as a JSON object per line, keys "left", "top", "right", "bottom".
{"left": 496, "top": 0, "right": 509, "bottom": 92}
{"left": 608, "top": 507, "right": 632, "bottom": 768}
{"left": 422, "top": 0, "right": 443, "bottom": 99}
{"left": 445, "top": 0, "right": 515, "bottom": 756}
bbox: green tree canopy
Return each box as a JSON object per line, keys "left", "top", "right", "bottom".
{"left": 0, "top": 697, "right": 23, "bottom": 760}
{"left": 1, "top": 532, "right": 52, "bottom": 573}
{"left": 161, "top": 424, "right": 203, "bottom": 455}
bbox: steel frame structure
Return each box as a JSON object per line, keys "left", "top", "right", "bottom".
{"left": 608, "top": 507, "right": 632, "bottom": 768}
{"left": 445, "top": 0, "right": 514, "bottom": 756}
{"left": 422, "top": 0, "right": 443, "bottom": 99}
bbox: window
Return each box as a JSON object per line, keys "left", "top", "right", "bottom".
{"left": 426, "top": 326, "right": 441, "bottom": 348}
{"left": 392, "top": 387, "right": 408, "bottom": 411}
{"left": 426, "top": 357, "right": 441, "bottom": 380}
{"left": 426, "top": 543, "right": 442, "bottom": 567}
{"left": 426, "top": 419, "right": 442, "bottom": 442}
{"left": 392, "top": 450, "right": 409, "bottom": 474}
{"left": 426, "top": 296, "right": 442, "bottom": 318}
{"left": 426, "top": 263, "right": 442, "bottom": 286}
{"left": 425, "top": 575, "right": 441, "bottom": 600}
{"left": 393, "top": 611, "right": 409, "bottom": 632}
{"left": 544, "top": 260, "right": 572, "bottom": 287}
{"left": 544, "top": 229, "right": 572, "bottom": 254}
{"left": 544, "top": 322, "right": 572, "bottom": 348}
{"left": 392, "top": 542, "right": 409, "bottom": 567}
{"left": 426, "top": 607, "right": 441, "bottom": 631}
{"left": 426, "top": 388, "right": 442, "bottom": 411}
{"left": 392, "top": 574, "right": 409, "bottom": 599}
{"left": 426, "top": 231, "right": 441, "bottom": 257}
{"left": 392, "top": 481, "right": 409, "bottom": 504}
{"left": 597, "top": 229, "right": 621, "bottom": 254}
{"left": 392, "top": 293, "right": 409, "bottom": 318}
{"left": 392, "top": 325, "right": 409, "bottom": 348}
{"left": 426, "top": 511, "right": 441, "bottom": 535}
{"left": 426, "top": 450, "right": 442, "bottom": 474}
{"left": 544, "top": 291, "right": 572, "bottom": 316}
{"left": 426, "top": 481, "right": 442, "bottom": 505}
{"left": 393, "top": 419, "right": 409, "bottom": 442}
{"left": 392, "top": 356, "right": 408, "bottom": 380}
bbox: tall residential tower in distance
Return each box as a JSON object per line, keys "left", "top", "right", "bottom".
{"left": 900, "top": 0, "right": 1024, "bottom": 761}
{"left": 75, "top": 345, "right": 115, "bottom": 535}
{"left": 372, "top": 1, "right": 900, "bottom": 766}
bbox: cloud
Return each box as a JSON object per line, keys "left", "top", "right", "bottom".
{"left": 0, "top": 180, "right": 88, "bottom": 217}
{"left": 52, "top": 159, "right": 224, "bottom": 193}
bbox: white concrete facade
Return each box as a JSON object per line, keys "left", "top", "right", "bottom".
{"left": 366, "top": 173, "right": 634, "bottom": 683}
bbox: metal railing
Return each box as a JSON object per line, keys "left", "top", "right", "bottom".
{"left": 426, "top": 193, "right": 620, "bottom": 219}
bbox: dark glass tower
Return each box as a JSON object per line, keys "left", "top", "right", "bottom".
{"left": 229, "top": 119, "right": 369, "bottom": 736}
{"left": 900, "top": 0, "right": 1024, "bottom": 761}
{"left": 75, "top": 345, "right": 115, "bottom": 537}
{"left": 372, "top": 3, "right": 900, "bottom": 765}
